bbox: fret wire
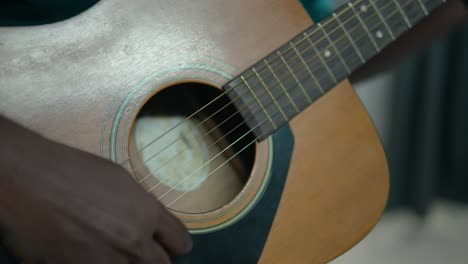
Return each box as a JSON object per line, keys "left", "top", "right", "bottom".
{"left": 127, "top": 0, "right": 449, "bottom": 169}
{"left": 226, "top": 0, "right": 366, "bottom": 96}
{"left": 303, "top": 32, "right": 338, "bottom": 83}
{"left": 276, "top": 50, "right": 313, "bottom": 103}
{"left": 289, "top": 42, "right": 325, "bottom": 94}
{"left": 317, "top": 23, "right": 351, "bottom": 74}
{"left": 227, "top": 3, "right": 411, "bottom": 140}
{"left": 251, "top": 67, "right": 288, "bottom": 121}
{"left": 240, "top": 75, "right": 277, "bottom": 129}
{"left": 417, "top": 0, "right": 429, "bottom": 15}
{"left": 228, "top": 0, "right": 426, "bottom": 102}
{"left": 348, "top": 2, "right": 380, "bottom": 51}
{"left": 263, "top": 0, "right": 430, "bottom": 100}
{"left": 156, "top": 0, "right": 451, "bottom": 200}
{"left": 120, "top": 0, "right": 375, "bottom": 166}
{"left": 234, "top": 0, "right": 447, "bottom": 130}
{"left": 233, "top": 0, "right": 446, "bottom": 139}
{"left": 374, "top": 0, "right": 406, "bottom": 37}
{"left": 249, "top": 1, "right": 409, "bottom": 118}
{"left": 340, "top": 8, "right": 376, "bottom": 61}
{"left": 369, "top": 0, "right": 396, "bottom": 40}
{"left": 423, "top": 0, "right": 446, "bottom": 12}
{"left": 333, "top": 13, "right": 365, "bottom": 64}
{"left": 276, "top": 46, "right": 324, "bottom": 102}
{"left": 413, "top": 3, "right": 427, "bottom": 26}
{"left": 392, "top": 0, "right": 412, "bottom": 27}
{"left": 258, "top": 0, "right": 440, "bottom": 109}
{"left": 225, "top": 0, "right": 445, "bottom": 104}
{"left": 263, "top": 59, "right": 300, "bottom": 112}
{"left": 174, "top": 0, "right": 370, "bottom": 137}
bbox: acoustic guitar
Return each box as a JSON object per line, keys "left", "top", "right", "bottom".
{"left": 0, "top": 0, "right": 446, "bottom": 263}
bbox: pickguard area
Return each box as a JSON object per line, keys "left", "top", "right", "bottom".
{"left": 176, "top": 125, "right": 294, "bottom": 264}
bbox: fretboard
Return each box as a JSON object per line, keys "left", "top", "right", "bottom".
{"left": 225, "top": 0, "right": 446, "bottom": 141}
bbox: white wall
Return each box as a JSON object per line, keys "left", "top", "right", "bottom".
{"left": 354, "top": 73, "right": 395, "bottom": 146}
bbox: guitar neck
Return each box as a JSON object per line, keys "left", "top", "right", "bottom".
{"left": 225, "top": 0, "right": 446, "bottom": 141}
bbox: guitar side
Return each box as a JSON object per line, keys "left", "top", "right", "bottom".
{"left": 0, "top": 0, "right": 389, "bottom": 263}
{"left": 260, "top": 80, "right": 389, "bottom": 263}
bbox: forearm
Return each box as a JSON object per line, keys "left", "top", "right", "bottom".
{"left": 0, "top": 116, "right": 45, "bottom": 171}
{"left": 0, "top": 116, "right": 29, "bottom": 227}
{"left": 350, "top": 0, "right": 468, "bottom": 82}
{"left": 0, "top": 116, "right": 30, "bottom": 177}
{"left": 0, "top": 116, "right": 57, "bottom": 210}
{"left": 0, "top": 116, "right": 42, "bottom": 199}
{"left": 0, "top": 115, "right": 192, "bottom": 263}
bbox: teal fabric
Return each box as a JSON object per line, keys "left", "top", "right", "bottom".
{"left": 301, "top": 0, "right": 335, "bottom": 21}
{"left": 387, "top": 26, "right": 468, "bottom": 213}
{"left": 0, "top": 0, "right": 98, "bottom": 26}
{"left": 0, "top": 0, "right": 333, "bottom": 26}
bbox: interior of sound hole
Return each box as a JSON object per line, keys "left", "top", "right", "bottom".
{"left": 129, "top": 83, "right": 255, "bottom": 214}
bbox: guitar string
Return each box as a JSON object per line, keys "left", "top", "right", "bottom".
{"left": 134, "top": 0, "right": 438, "bottom": 180}
{"left": 119, "top": 0, "right": 370, "bottom": 167}
{"left": 134, "top": 0, "right": 405, "bottom": 186}
{"left": 153, "top": 1, "right": 424, "bottom": 205}
{"left": 131, "top": 0, "right": 418, "bottom": 183}
{"left": 166, "top": 120, "right": 273, "bottom": 207}
{"left": 127, "top": 0, "right": 405, "bottom": 179}
{"left": 136, "top": 117, "right": 246, "bottom": 184}
{"left": 130, "top": 97, "right": 243, "bottom": 176}
{"left": 139, "top": 0, "right": 424, "bottom": 188}
{"left": 157, "top": 79, "right": 305, "bottom": 200}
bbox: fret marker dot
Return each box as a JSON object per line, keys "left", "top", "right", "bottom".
{"left": 376, "top": 30, "right": 384, "bottom": 39}
{"left": 360, "top": 5, "right": 368, "bottom": 12}
{"left": 324, "top": 50, "right": 332, "bottom": 58}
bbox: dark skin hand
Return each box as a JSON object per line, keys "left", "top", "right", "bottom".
{"left": 0, "top": 1, "right": 466, "bottom": 263}
{"left": 0, "top": 116, "right": 192, "bottom": 263}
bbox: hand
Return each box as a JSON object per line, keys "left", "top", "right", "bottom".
{"left": 0, "top": 117, "right": 192, "bottom": 263}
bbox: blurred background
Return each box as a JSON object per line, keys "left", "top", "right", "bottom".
{"left": 305, "top": 1, "right": 468, "bottom": 263}
{"left": 1, "top": 0, "right": 467, "bottom": 263}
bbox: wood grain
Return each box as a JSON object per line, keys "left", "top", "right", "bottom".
{"left": 0, "top": 0, "right": 389, "bottom": 262}
{"left": 259, "top": 81, "right": 389, "bottom": 263}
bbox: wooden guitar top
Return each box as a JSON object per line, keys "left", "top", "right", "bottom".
{"left": 0, "top": 0, "right": 389, "bottom": 262}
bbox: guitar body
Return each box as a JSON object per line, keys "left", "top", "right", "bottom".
{"left": 0, "top": 0, "right": 388, "bottom": 263}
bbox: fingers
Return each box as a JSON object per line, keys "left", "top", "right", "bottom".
{"left": 154, "top": 209, "right": 192, "bottom": 256}
{"left": 50, "top": 242, "right": 128, "bottom": 264}
{"left": 92, "top": 248, "right": 129, "bottom": 264}
{"left": 136, "top": 240, "right": 171, "bottom": 264}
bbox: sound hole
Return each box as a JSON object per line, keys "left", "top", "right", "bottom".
{"left": 129, "top": 83, "right": 255, "bottom": 214}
